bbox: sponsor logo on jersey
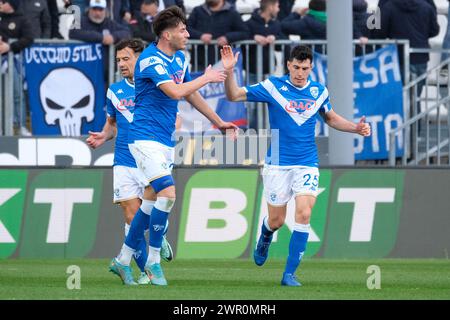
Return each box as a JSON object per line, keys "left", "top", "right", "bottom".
{"left": 284, "top": 99, "right": 316, "bottom": 113}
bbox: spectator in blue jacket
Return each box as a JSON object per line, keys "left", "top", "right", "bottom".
{"left": 281, "top": 0, "right": 326, "bottom": 53}
{"left": 187, "top": 0, "right": 249, "bottom": 70}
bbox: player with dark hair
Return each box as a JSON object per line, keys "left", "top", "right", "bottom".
{"left": 110, "top": 6, "right": 238, "bottom": 286}
{"left": 221, "top": 44, "right": 371, "bottom": 286}
{"left": 87, "top": 39, "right": 174, "bottom": 285}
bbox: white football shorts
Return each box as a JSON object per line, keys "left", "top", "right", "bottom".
{"left": 113, "top": 165, "right": 148, "bottom": 203}
{"left": 128, "top": 140, "right": 175, "bottom": 183}
{"left": 262, "top": 165, "right": 320, "bottom": 206}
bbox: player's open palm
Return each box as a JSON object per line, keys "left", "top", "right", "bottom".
{"left": 204, "top": 65, "right": 227, "bottom": 83}
{"left": 356, "top": 116, "right": 371, "bottom": 136}
{"left": 86, "top": 131, "right": 106, "bottom": 149}
{"left": 220, "top": 45, "right": 239, "bottom": 71}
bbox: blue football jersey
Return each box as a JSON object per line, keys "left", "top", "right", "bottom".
{"left": 106, "top": 78, "right": 137, "bottom": 168}
{"left": 245, "top": 75, "right": 332, "bottom": 167}
{"left": 129, "top": 42, "right": 191, "bottom": 147}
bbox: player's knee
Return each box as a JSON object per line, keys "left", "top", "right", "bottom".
{"left": 155, "top": 196, "right": 176, "bottom": 213}
{"left": 296, "top": 208, "right": 312, "bottom": 223}
{"left": 269, "top": 216, "right": 285, "bottom": 230}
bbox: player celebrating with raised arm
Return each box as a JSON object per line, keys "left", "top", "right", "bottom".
{"left": 221, "top": 45, "right": 371, "bottom": 286}
{"left": 86, "top": 39, "right": 174, "bottom": 285}
{"left": 110, "top": 6, "right": 238, "bottom": 286}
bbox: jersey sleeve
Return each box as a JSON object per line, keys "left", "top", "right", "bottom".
{"left": 106, "top": 87, "right": 116, "bottom": 118}
{"left": 243, "top": 79, "right": 273, "bottom": 103}
{"left": 139, "top": 55, "right": 173, "bottom": 87}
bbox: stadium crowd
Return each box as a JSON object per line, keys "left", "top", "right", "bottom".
{"left": 0, "top": 0, "right": 444, "bottom": 133}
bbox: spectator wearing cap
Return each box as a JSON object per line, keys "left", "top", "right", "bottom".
{"left": 69, "top": 0, "right": 131, "bottom": 81}
{"left": 22, "top": 0, "right": 52, "bottom": 39}
{"left": 69, "top": 0, "right": 131, "bottom": 45}
{"left": 129, "top": 0, "right": 158, "bottom": 43}
{"left": 0, "top": 0, "right": 34, "bottom": 135}
{"left": 64, "top": 1, "right": 132, "bottom": 25}
{"left": 280, "top": 0, "right": 326, "bottom": 52}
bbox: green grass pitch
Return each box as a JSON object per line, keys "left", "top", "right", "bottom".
{"left": 0, "top": 258, "right": 449, "bottom": 300}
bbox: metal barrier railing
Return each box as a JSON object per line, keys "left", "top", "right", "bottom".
{"left": 184, "top": 39, "right": 410, "bottom": 130}
{"left": 1, "top": 39, "right": 411, "bottom": 138}
{"left": 389, "top": 55, "right": 450, "bottom": 166}
{"left": 0, "top": 52, "right": 15, "bottom": 136}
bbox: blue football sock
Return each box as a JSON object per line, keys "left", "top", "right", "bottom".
{"left": 284, "top": 228, "right": 309, "bottom": 274}
{"left": 124, "top": 208, "right": 149, "bottom": 250}
{"left": 149, "top": 207, "right": 169, "bottom": 249}
{"left": 133, "top": 237, "right": 148, "bottom": 272}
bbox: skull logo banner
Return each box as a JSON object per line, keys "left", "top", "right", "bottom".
{"left": 24, "top": 43, "right": 106, "bottom": 136}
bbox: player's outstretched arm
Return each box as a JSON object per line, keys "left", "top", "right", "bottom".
{"left": 159, "top": 65, "right": 226, "bottom": 100}
{"left": 86, "top": 117, "right": 117, "bottom": 149}
{"left": 221, "top": 45, "right": 247, "bottom": 102}
{"left": 322, "top": 111, "right": 371, "bottom": 137}
{"left": 186, "top": 91, "right": 238, "bottom": 139}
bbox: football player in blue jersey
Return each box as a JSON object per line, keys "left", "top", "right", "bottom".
{"left": 86, "top": 39, "right": 174, "bottom": 285}
{"left": 110, "top": 6, "right": 238, "bottom": 286}
{"left": 221, "top": 44, "right": 371, "bottom": 286}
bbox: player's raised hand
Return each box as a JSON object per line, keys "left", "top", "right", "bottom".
{"left": 220, "top": 45, "right": 239, "bottom": 71}
{"left": 356, "top": 116, "right": 371, "bottom": 136}
{"left": 86, "top": 131, "right": 107, "bottom": 149}
{"left": 203, "top": 65, "right": 227, "bottom": 83}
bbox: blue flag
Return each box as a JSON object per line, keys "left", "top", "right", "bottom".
{"left": 24, "top": 43, "right": 106, "bottom": 136}
{"left": 311, "top": 45, "right": 404, "bottom": 160}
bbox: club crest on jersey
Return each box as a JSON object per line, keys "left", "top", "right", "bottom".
{"left": 270, "top": 193, "right": 277, "bottom": 202}
{"left": 170, "top": 70, "right": 184, "bottom": 84}
{"left": 176, "top": 57, "right": 183, "bottom": 68}
{"left": 310, "top": 86, "right": 319, "bottom": 99}
{"left": 284, "top": 99, "right": 316, "bottom": 113}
